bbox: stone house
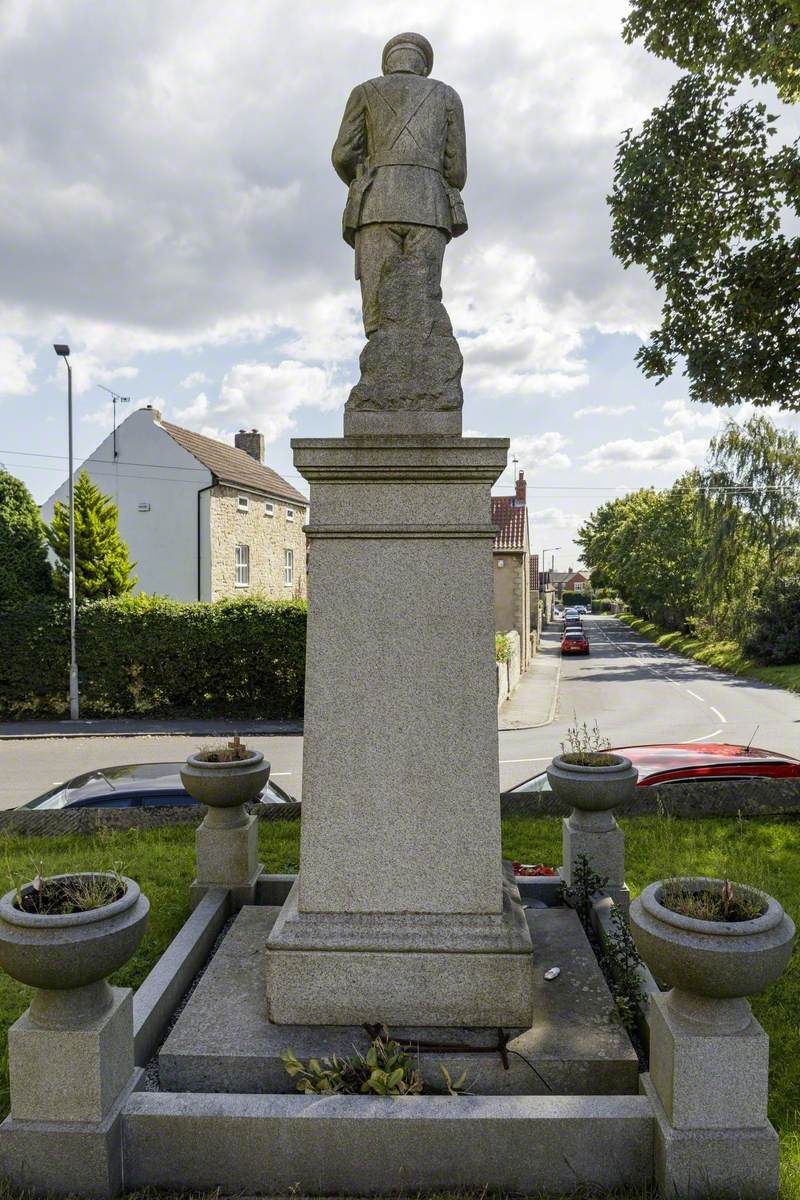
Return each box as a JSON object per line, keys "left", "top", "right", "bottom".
{"left": 40, "top": 406, "right": 308, "bottom": 602}
{"left": 491, "top": 471, "right": 531, "bottom": 670}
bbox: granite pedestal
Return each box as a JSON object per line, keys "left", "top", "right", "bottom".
{"left": 265, "top": 436, "right": 535, "bottom": 1027}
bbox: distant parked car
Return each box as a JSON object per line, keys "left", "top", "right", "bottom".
{"left": 508, "top": 744, "right": 800, "bottom": 793}
{"left": 561, "top": 630, "right": 590, "bottom": 655}
{"left": 20, "top": 762, "right": 298, "bottom": 811}
{"left": 575, "top": 605, "right": 588, "bottom": 614}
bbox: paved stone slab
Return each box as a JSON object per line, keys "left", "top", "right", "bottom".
{"left": 123, "top": 1090, "right": 653, "bottom": 1197}
{"left": 160, "top": 904, "right": 638, "bottom": 1096}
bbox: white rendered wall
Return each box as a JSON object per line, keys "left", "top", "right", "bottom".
{"left": 40, "top": 407, "right": 212, "bottom": 601}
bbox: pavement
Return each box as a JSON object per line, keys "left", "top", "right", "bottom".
{"left": 0, "top": 718, "right": 301, "bottom": 739}
{"left": 2, "top": 616, "right": 799, "bottom": 808}
{"left": 498, "top": 627, "right": 562, "bottom": 731}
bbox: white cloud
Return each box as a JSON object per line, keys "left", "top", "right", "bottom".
{"left": 180, "top": 370, "right": 210, "bottom": 389}
{"left": 0, "top": 336, "right": 35, "bottom": 395}
{"left": 510, "top": 431, "right": 571, "bottom": 468}
{"left": 662, "top": 398, "right": 724, "bottom": 432}
{"left": 449, "top": 245, "right": 590, "bottom": 399}
{"left": 216, "top": 359, "right": 347, "bottom": 442}
{"left": 530, "top": 506, "right": 585, "bottom": 528}
{"left": 581, "top": 431, "right": 709, "bottom": 473}
{"left": 174, "top": 391, "right": 210, "bottom": 422}
{"left": 0, "top": 2, "right": 677, "bottom": 397}
{"left": 575, "top": 403, "right": 636, "bottom": 417}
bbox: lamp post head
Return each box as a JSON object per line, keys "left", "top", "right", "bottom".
{"left": 53, "top": 344, "right": 70, "bottom": 357}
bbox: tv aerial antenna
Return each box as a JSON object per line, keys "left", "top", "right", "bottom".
{"left": 97, "top": 385, "right": 132, "bottom": 459}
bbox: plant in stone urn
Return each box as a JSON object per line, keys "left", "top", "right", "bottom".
{"left": 547, "top": 720, "right": 638, "bottom": 812}
{"left": 0, "top": 866, "right": 149, "bottom": 1027}
{"left": 180, "top": 734, "right": 270, "bottom": 823}
{"left": 182, "top": 735, "right": 268, "bottom": 903}
{"left": 630, "top": 876, "right": 795, "bottom": 1031}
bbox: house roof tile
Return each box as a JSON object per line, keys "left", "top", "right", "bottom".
{"left": 160, "top": 420, "right": 307, "bottom": 506}
{"left": 491, "top": 496, "right": 527, "bottom": 551}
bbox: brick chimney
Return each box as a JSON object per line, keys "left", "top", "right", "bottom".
{"left": 515, "top": 470, "right": 527, "bottom": 505}
{"left": 235, "top": 428, "right": 264, "bottom": 463}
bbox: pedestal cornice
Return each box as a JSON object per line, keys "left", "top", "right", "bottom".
{"left": 291, "top": 437, "right": 510, "bottom": 484}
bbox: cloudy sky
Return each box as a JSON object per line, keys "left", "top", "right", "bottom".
{"left": 2, "top": 0, "right": 797, "bottom": 569}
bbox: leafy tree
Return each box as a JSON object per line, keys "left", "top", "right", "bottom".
{"left": 577, "top": 476, "right": 703, "bottom": 630}
{"left": 623, "top": 2, "right": 799, "bottom": 100}
{"left": 694, "top": 415, "right": 800, "bottom": 638}
{"left": 0, "top": 469, "right": 52, "bottom": 601}
{"left": 610, "top": 2, "right": 800, "bottom": 409}
{"left": 700, "top": 415, "right": 800, "bottom": 571}
{"left": 46, "top": 471, "right": 137, "bottom": 601}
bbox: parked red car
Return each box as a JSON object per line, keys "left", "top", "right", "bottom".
{"left": 561, "top": 630, "right": 589, "bottom": 655}
{"left": 509, "top": 743, "right": 800, "bottom": 793}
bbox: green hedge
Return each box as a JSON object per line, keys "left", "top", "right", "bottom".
{"left": 0, "top": 595, "right": 306, "bottom": 719}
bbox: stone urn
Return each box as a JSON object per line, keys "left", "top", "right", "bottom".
{"left": 0, "top": 873, "right": 149, "bottom": 1027}
{"left": 630, "top": 876, "right": 795, "bottom": 1031}
{"left": 546, "top": 753, "right": 638, "bottom": 814}
{"left": 181, "top": 748, "right": 269, "bottom": 829}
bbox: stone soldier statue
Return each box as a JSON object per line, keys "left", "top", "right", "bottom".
{"left": 332, "top": 32, "right": 467, "bottom": 339}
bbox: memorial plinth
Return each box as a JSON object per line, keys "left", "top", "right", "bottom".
{"left": 265, "top": 435, "right": 535, "bottom": 1026}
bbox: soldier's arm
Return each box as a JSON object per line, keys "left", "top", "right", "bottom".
{"left": 444, "top": 87, "right": 467, "bottom": 191}
{"left": 331, "top": 85, "right": 367, "bottom": 185}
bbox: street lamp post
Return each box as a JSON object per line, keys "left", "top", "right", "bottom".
{"left": 541, "top": 546, "right": 561, "bottom": 584}
{"left": 54, "top": 344, "right": 79, "bottom": 720}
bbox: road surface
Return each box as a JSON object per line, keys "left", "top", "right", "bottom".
{"left": 2, "top": 616, "right": 798, "bottom": 807}
{"left": 497, "top": 615, "right": 800, "bottom": 791}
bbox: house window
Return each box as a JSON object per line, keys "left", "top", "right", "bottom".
{"left": 574, "top": 581, "right": 584, "bottom": 592}
{"left": 235, "top": 544, "right": 250, "bottom": 587}
{"left": 264, "top": 501, "right": 274, "bottom": 518}
{"left": 286, "top": 507, "right": 294, "bottom": 522}
{"left": 284, "top": 548, "right": 294, "bottom": 587}
{"left": 237, "top": 495, "right": 249, "bottom": 512}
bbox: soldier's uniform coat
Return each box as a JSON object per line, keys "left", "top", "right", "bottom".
{"left": 332, "top": 70, "right": 467, "bottom": 334}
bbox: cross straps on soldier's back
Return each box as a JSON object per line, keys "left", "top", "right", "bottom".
{"left": 366, "top": 77, "right": 441, "bottom": 158}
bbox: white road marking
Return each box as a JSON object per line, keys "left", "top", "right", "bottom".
{"left": 499, "top": 756, "right": 551, "bottom": 764}
{"left": 686, "top": 690, "right": 705, "bottom": 702}
{"left": 710, "top": 707, "right": 727, "bottom": 723}
{"left": 686, "top": 728, "right": 722, "bottom": 742}
{"left": 270, "top": 772, "right": 293, "bottom": 776}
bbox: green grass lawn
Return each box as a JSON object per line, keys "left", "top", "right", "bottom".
{"left": 618, "top": 612, "right": 800, "bottom": 695}
{"left": 0, "top": 815, "right": 797, "bottom": 1198}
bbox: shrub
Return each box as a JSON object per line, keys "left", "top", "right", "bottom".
{"left": 744, "top": 575, "right": 800, "bottom": 666}
{"left": 594, "top": 598, "right": 616, "bottom": 613}
{"left": 495, "top": 633, "right": 511, "bottom": 663}
{"left": 561, "top": 590, "right": 591, "bottom": 607}
{"left": 0, "top": 594, "right": 306, "bottom": 719}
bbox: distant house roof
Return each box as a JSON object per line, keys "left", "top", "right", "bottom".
{"left": 565, "top": 569, "right": 591, "bottom": 586}
{"left": 491, "top": 496, "right": 527, "bottom": 551}
{"left": 159, "top": 420, "right": 307, "bottom": 506}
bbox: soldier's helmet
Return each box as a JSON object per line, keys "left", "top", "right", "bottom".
{"left": 381, "top": 32, "right": 434, "bottom": 77}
